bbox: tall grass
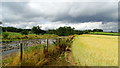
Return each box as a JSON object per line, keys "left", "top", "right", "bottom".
{"left": 2, "top": 44, "right": 54, "bottom": 66}
{"left": 2, "top": 34, "right": 58, "bottom": 42}
{"left": 2, "top": 36, "right": 75, "bottom": 66}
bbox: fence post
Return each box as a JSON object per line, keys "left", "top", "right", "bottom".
{"left": 46, "top": 39, "right": 48, "bottom": 51}
{"left": 58, "top": 38, "right": 60, "bottom": 44}
{"left": 40, "top": 40, "right": 41, "bottom": 44}
{"left": 20, "top": 43, "right": 23, "bottom": 61}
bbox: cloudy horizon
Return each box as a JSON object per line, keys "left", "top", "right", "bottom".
{"left": 0, "top": 1, "right": 118, "bottom": 32}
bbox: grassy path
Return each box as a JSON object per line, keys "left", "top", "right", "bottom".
{"left": 72, "top": 34, "right": 118, "bottom": 66}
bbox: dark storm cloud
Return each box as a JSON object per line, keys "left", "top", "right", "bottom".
{"left": 53, "top": 13, "right": 117, "bottom": 22}
{"left": 2, "top": 2, "right": 44, "bottom": 23}
{"left": 1, "top": 2, "right": 118, "bottom": 32}
{"left": 52, "top": 2, "right": 117, "bottom": 22}
{"left": 1, "top": 2, "right": 118, "bottom": 23}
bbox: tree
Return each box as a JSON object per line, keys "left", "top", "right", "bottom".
{"left": 2, "top": 27, "right": 24, "bottom": 32}
{"left": 31, "top": 26, "right": 46, "bottom": 35}
{"left": 83, "top": 30, "right": 89, "bottom": 34}
{"left": 0, "top": 21, "right": 2, "bottom": 24}
{"left": 93, "top": 29, "right": 103, "bottom": 32}
{"left": 119, "top": 29, "right": 120, "bottom": 32}
{"left": 56, "top": 26, "right": 75, "bottom": 36}
{"left": 47, "top": 29, "right": 56, "bottom": 34}
{"left": 21, "top": 30, "right": 29, "bottom": 35}
{"left": 74, "top": 30, "right": 83, "bottom": 35}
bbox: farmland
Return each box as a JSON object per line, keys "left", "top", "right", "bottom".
{"left": 2, "top": 32, "right": 58, "bottom": 42}
{"left": 1, "top": 1, "right": 119, "bottom": 67}
{"left": 72, "top": 34, "right": 118, "bottom": 66}
{"left": 90, "top": 32, "right": 120, "bottom": 36}
{"left": 1, "top": 31, "right": 119, "bottom": 66}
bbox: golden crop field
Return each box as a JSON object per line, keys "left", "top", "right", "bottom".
{"left": 72, "top": 34, "right": 118, "bottom": 66}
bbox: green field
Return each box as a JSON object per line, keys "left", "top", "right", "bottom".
{"left": 72, "top": 34, "right": 118, "bottom": 66}
{"left": 90, "top": 32, "right": 120, "bottom": 36}
{"left": 3, "top": 32, "right": 21, "bottom": 35}
{"left": 2, "top": 32, "right": 58, "bottom": 42}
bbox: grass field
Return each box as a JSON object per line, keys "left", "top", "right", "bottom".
{"left": 2, "top": 32, "right": 58, "bottom": 42}
{"left": 90, "top": 32, "right": 120, "bottom": 36}
{"left": 72, "top": 34, "right": 118, "bottom": 66}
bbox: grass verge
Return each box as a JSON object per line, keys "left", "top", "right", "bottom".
{"left": 2, "top": 36, "right": 75, "bottom": 66}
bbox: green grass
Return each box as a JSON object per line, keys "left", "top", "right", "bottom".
{"left": 90, "top": 32, "right": 120, "bottom": 36}
{"left": 72, "top": 35, "right": 118, "bottom": 66}
{"left": 2, "top": 32, "right": 58, "bottom": 42}
{"left": 3, "top": 32, "right": 21, "bottom": 35}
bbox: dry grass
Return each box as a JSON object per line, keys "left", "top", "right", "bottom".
{"left": 2, "top": 34, "right": 58, "bottom": 42}
{"left": 2, "top": 45, "right": 69, "bottom": 66}
{"left": 72, "top": 34, "right": 118, "bottom": 66}
{"left": 8, "top": 34, "right": 58, "bottom": 39}
{"left": 2, "top": 36, "right": 74, "bottom": 66}
{"left": 2, "top": 44, "right": 47, "bottom": 66}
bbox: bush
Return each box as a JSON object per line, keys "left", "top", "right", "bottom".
{"left": 54, "top": 36, "right": 74, "bottom": 52}
{"left": 2, "top": 32, "right": 9, "bottom": 38}
{"left": 21, "top": 30, "right": 29, "bottom": 35}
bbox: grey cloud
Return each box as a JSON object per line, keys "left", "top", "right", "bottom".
{"left": 1, "top": 2, "right": 118, "bottom": 32}
{"left": 53, "top": 2, "right": 118, "bottom": 22}
{"left": 1, "top": 2, "right": 118, "bottom": 23}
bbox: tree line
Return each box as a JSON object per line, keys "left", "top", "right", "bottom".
{"left": 1, "top": 26, "right": 104, "bottom": 36}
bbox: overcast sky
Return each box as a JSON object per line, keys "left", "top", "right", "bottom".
{"left": 0, "top": 0, "right": 119, "bottom": 32}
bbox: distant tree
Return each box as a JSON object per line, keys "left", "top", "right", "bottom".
{"left": 83, "top": 30, "right": 89, "bottom": 34}
{"left": 16, "top": 28, "right": 24, "bottom": 32}
{"left": 21, "top": 30, "right": 29, "bottom": 35}
{"left": 47, "top": 27, "right": 86, "bottom": 35}
{"left": 0, "top": 21, "right": 2, "bottom": 24}
{"left": 47, "top": 29, "right": 56, "bottom": 34}
{"left": 87, "top": 29, "right": 93, "bottom": 32}
{"left": 74, "top": 30, "right": 83, "bottom": 35}
{"left": 2, "top": 27, "right": 7, "bottom": 32}
{"left": 56, "top": 26, "right": 75, "bottom": 36}
{"left": 31, "top": 26, "right": 46, "bottom": 35}
{"left": 110, "top": 31, "right": 113, "bottom": 33}
{"left": 0, "top": 26, "right": 2, "bottom": 34}
{"left": 41, "top": 30, "right": 46, "bottom": 35}
{"left": 2, "top": 27, "right": 23, "bottom": 32}
{"left": 119, "top": 29, "right": 120, "bottom": 32}
{"left": 93, "top": 29, "right": 103, "bottom": 32}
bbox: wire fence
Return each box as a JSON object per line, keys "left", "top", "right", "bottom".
{"left": 1, "top": 36, "right": 75, "bottom": 66}
{"left": 1, "top": 38, "right": 59, "bottom": 58}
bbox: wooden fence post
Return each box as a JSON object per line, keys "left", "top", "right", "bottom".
{"left": 46, "top": 39, "right": 48, "bottom": 51}
{"left": 58, "top": 38, "right": 60, "bottom": 44}
{"left": 43, "top": 39, "right": 49, "bottom": 58}
{"left": 40, "top": 40, "right": 41, "bottom": 44}
{"left": 20, "top": 43, "right": 23, "bottom": 61}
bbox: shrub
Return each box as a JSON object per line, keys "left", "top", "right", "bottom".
{"left": 54, "top": 36, "right": 74, "bottom": 52}
{"left": 2, "top": 32, "right": 9, "bottom": 39}
{"left": 21, "top": 30, "right": 29, "bottom": 35}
